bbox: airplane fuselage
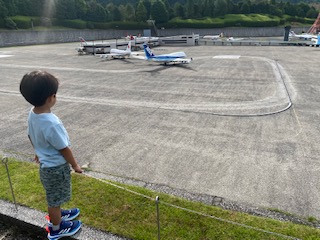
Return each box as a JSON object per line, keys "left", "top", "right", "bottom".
{"left": 143, "top": 43, "right": 192, "bottom": 65}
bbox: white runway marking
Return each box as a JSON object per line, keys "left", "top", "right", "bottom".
{"left": 0, "top": 55, "right": 13, "bottom": 58}
{"left": 0, "top": 63, "right": 143, "bottom": 73}
{"left": 213, "top": 55, "right": 241, "bottom": 59}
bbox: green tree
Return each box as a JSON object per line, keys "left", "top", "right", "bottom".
{"left": 55, "top": 0, "right": 77, "bottom": 19}
{"left": 136, "top": 0, "right": 148, "bottom": 22}
{"left": 86, "top": 0, "right": 107, "bottom": 22}
{"left": 203, "top": 0, "right": 215, "bottom": 17}
{"left": 150, "top": 0, "right": 169, "bottom": 24}
{"left": 214, "top": 0, "right": 228, "bottom": 17}
{"left": 295, "top": 6, "right": 305, "bottom": 17}
{"left": 306, "top": 8, "right": 318, "bottom": 19}
{"left": 124, "top": 3, "right": 135, "bottom": 21}
{"left": 162, "top": 0, "right": 174, "bottom": 19}
{"left": 112, "top": 6, "right": 123, "bottom": 21}
{"left": 75, "top": 0, "right": 87, "bottom": 19}
{"left": 14, "top": 0, "right": 43, "bottom": 16}
{"left": 193, "top": 3, "right": 201, "bottom": 18}
{"left": 253, "top": 1, "right": 270, "bottom": 14}
{"left": 173, "top": 2, "right": 185, "bottom": 18}
{"left": 142, "top": 0, "right": 151, "bottom": 19}
{"left": 284, "top": 2, "right": 297, "bottom": 16}
{"left": 3, "top": 0, "right": 16, "bottom": 16}
{"left": 225, "top": 0, "right": 236, "bottom": 15}
{"left": 298, "top": 2, "right": 310, "bottom": 17}
{"left": 106, "top": 3, "right": 115, "bottom": 21}
{"left": 118, "top": 4, "right": 126, "bottom": 19}
{"left": 270, "top": 4, "right": 282, "bottom": 17}
{"left": 186, "top": 0, "right": 195, "bottom": 18}
{"left": 239, "top": 1, "right": 251, "bottom": 14}
{"left": 0, "top": 0, "right": 8, "bottom": 18}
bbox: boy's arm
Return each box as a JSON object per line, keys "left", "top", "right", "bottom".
{"left": 59, "top": 147, "right": 83, "bottom": 173}
{"left": 28, "top": 135, "right": 39, "bottom": 164}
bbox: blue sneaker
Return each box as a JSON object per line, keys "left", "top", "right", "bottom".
{"left": 47, "top": 220, "right": 82, "bottom": 240}
{"left": 61, "top": 208, "right": 80, "bottom": 221}
{"left": 46, "top": 208, "right": 80, "bottom": 222}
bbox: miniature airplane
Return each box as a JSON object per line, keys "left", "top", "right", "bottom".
{"left": 142, "top": 43, "right": 192, "bottom": 65}
{"left": 203, "top": 33, "right": 223, "bottom": 40}
{"left": 100, "top": 41, "right": 132, "bottom": 59}
{"left": 311, "top": 35, "right": 320, "bottom": 46}
{"left": 226, "top": 37, "right": 245, "bottom": 41}
{"left": 75, "top": 37, "right": 88, "bottom": 54}
{"left": 289, "top": 31, "right": 314, "bottom": 40}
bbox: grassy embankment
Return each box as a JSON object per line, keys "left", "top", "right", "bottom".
{"left": 1, "top": 158, "right": 320, "bottom": 239}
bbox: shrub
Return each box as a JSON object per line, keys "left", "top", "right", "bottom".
{"left": 53, "top": 19, "right": 87, "bottom": 29}
{"left": 164, "top": 17, "right": 225, "bottom": 28}
{"left": 11, "top": 16, "right": 32, "bottom": 29}
{"left": 104, "top": 21, "right": 148, "bottom": 30}
{"left": 92, "top": 22, "right": 111, "bottom": 29}
{"left": 4, "top": 17, "right": 17, "bottom": 29}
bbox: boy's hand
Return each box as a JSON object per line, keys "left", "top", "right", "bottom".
{"left": 72, "top": 164, "right": 83, "bottom": 173}
{"left": 34, "top": 155, "right": 40, "bottom": 164}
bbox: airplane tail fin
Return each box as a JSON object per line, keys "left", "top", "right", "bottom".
{"left": 143, "top": 43, "right": 155, "bottom": 59}
{"left": 79, "top": 37, "right": 88, "bottom": 45}
{"left": 126, "top": 41, "right": 132, "bottom": 53}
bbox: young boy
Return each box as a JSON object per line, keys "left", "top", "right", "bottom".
{"left": 19, "top": 70, "right": 83, "bottom": 240}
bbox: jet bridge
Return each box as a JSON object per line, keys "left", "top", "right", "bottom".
{"left": 77, "top": 37, "right": 159, "bottom": 55}
{"left": 159, "top": 34, "right": 200, "bottom": 46}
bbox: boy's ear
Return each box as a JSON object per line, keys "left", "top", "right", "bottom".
{"left": 47, "top": 94, "right": 56, "bottom": 103}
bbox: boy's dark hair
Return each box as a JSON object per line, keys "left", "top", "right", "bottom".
{"left": 20, "top": 70, "right": 59, "bottom": 107}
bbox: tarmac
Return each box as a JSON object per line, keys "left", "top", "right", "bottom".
{"left": 1, "top": 41, "right": 320, "bottom": 237}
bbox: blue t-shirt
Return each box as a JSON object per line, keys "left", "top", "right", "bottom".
{"left": 27, "top": 108, "right": 70, "bottom": 168}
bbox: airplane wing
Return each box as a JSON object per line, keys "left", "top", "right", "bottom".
{"left": 100, "top": 53, "right": 129, "bottom": 59}
{"left": 170, "top": 58, "right": 192, "bottom": 64}
{"left": 151, "top": 57, "right": 192, "bottom": 64}
{"left": 158, "top": 52, "right": 187, "bottom": 58}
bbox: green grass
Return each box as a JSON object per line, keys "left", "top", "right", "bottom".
{"left": 1, "top": 158, "right": 320, "bottom": 239}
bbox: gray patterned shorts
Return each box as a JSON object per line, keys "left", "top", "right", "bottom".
{"left": 40, "top": 163, "right": 71, "bottom": 208}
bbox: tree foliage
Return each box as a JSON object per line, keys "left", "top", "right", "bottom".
{"left": 151, "top": 0, "right": 169, "bottom": 23}
{"left": 136, "top": 1, "right": 148, "bottom": 22}
{"left": 0, "top": 0, "right": 318, "bottom": 29}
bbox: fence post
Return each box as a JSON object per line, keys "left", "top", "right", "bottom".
{"left": 2, "top": 156, "right": 18, "bottom": 211}
{"left": 156, "top": 196, "right": 160, "bottom": 240}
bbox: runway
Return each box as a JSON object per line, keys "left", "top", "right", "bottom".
{"left": 1, "top": 42, "right": 320, "bottom": 219}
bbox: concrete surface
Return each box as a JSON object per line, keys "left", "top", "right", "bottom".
{"left": 1, "top": 42, "right": 320, "bottom": 224}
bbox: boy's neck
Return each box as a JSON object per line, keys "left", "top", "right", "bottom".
{"left": 33, "top": 105, "right": 51, "bottom": 114}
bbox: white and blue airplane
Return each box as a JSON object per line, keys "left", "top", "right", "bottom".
{"left": 142, "top": 43, "right": 192, "bottom": 65}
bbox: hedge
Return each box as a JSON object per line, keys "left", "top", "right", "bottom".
{"left": 53, "top": 19, "right": 87, "bottom": 29}
{"left": 11, "top": 16, "right": 33, "bottom": 29}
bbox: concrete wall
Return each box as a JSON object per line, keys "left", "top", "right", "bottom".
{"left": 0, "top": 29, "right": 140, "bottom": 47}
{"left": 159, "top": 26, "right": 309, "bottom": 37}
{"left": 0, "top": 27, "right": 309, "bottom": 47}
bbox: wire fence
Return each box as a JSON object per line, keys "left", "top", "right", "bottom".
{"left": 83, "top": 172, "right": 300, "bottom": 240}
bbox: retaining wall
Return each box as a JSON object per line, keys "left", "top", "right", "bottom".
{"left": 0, "top": 27, "right": 308, "bottom": 47}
